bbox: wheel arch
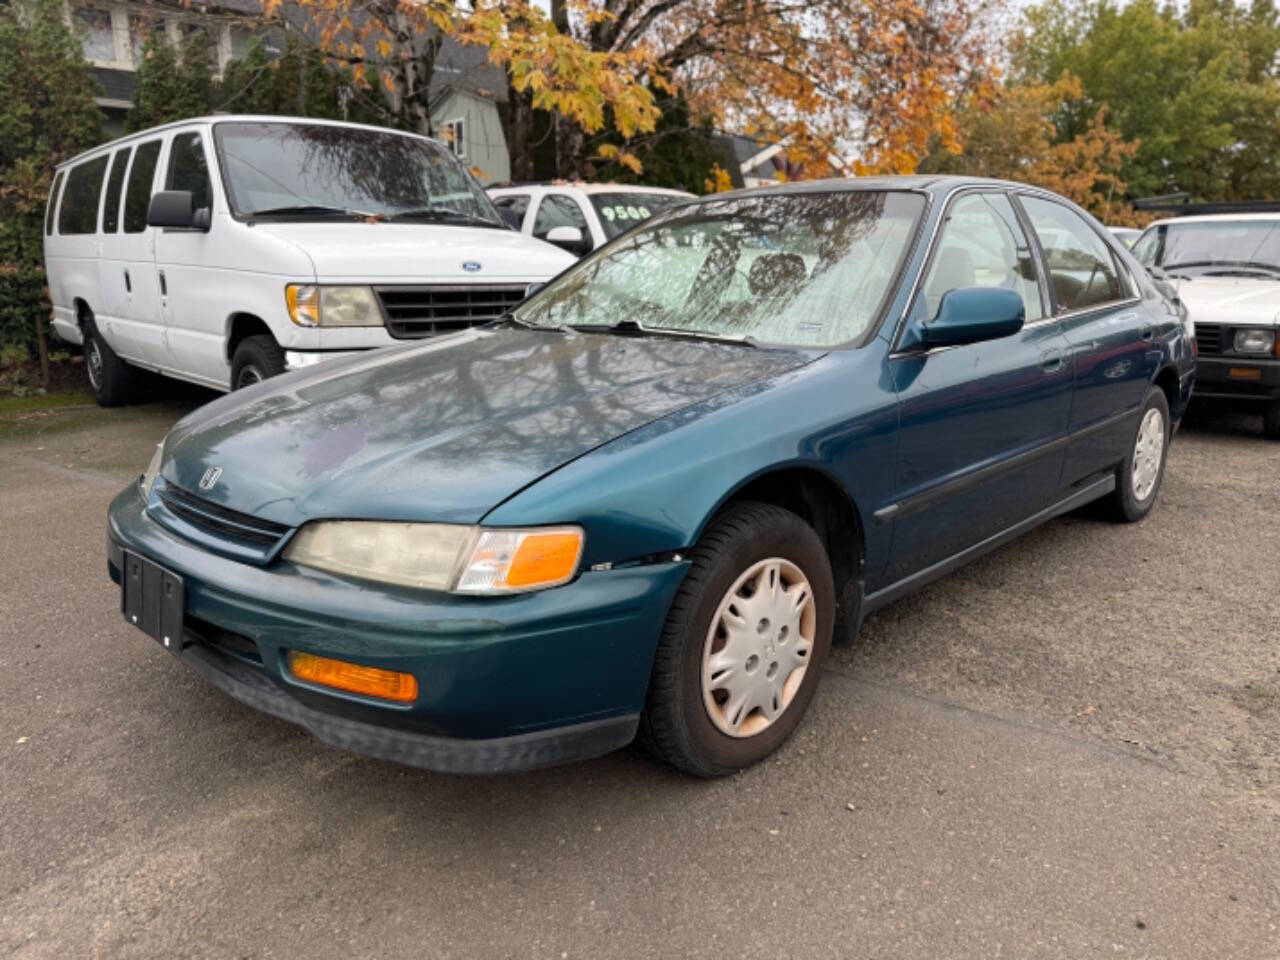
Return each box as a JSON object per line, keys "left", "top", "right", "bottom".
{"left": 226, "top": 313, "right": 275, "bottom": 363}
{"left": 1153, "top": 363, "right": 1181, "bottom": 421}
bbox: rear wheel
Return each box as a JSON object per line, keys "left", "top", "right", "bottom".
{"left": 1264, "top": 400, "right": 1280, "bottom": 441}
{"left": 83, "top": 318, "right": 138, "bottom": 407}
{"left": 1105, "top": 386, "right": 1170, "bottom": 522}
{"left": 639, "top": 501, "right": 835, "bottom": 777}
{"left": 230, "top": 334, "right": 285, "bottom": 389}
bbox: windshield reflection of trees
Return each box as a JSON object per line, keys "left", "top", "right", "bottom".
{"left": 520, "top": 191, "right": 914, "bottom": 344}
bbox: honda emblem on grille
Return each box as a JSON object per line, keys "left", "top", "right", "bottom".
{"left": 461, "top": 261, "right": 482, "bottom": 272}
{"left": 198, "top": 466, "right": 223, "bottom": 491}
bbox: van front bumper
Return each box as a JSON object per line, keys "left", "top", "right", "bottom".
{"left": 1193, "top": 356, "right": 1280, "bottom": 401}
{"left": 283, "top": 349, "right": 366, "bottom": 371}
{"left": 106, "top": 483, "right": 689, "bottom": 773}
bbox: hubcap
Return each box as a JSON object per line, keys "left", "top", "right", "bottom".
{"left": 701, "top": 558, "right": 816, "bottom": 738}
{"left": 235, "top": 365, "right": 263, "bottom": 389}
{"left": 1131, "top": 406, "right": 1165, "bottom": 501}
{"left": 86, "top": 338, "right": 103, "bottom": 391}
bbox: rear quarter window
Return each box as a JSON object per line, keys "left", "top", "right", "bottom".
{"left": 57, "top": 156, "right": 110, "bottom": 235}
{"left": 45, "top": 171, "right": 64, "bottom": 236}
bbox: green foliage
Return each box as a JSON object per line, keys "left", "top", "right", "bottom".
{"left": 126, "top": 30, "right": 218, "bottom": 132}
{"left": 586, "top": 96, "right": 721, "bottom": 193}
{"left": 0, "top": 0, "right": 102, "bottom": 362}
{"left": 1014, "top": 0, "right": 1280, "bottom": 200}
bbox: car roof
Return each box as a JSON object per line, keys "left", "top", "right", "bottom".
{"left": 489, "top": 182, "right": 695, "bottom": 197}
{"left": 1138, "top": 213, "right": 1280, "bottom": 227}
{"left": 55, "top": 115, "right": 443, "bottom": 171}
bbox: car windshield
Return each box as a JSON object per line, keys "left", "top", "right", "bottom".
{"left": 213, "top": 121, "right": 503, "bottom": 225}
{"left": 589, "top": 192, "right": 691, "bottom": 239}
{"left": 1132, "top": 219, "right": 1280, "bottom": 276}
{"left": 516, "top": 191, "right": 925, "bottom": 348}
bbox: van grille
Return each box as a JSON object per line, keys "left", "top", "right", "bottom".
{"left": 375, "top": 284, "right": 527, "bottom": 339}
{"left": 156, "top": 484, "right": 291, "bottom": 548}
{"left": 1195, "top": 323, "right": 1223, "bottom": 356}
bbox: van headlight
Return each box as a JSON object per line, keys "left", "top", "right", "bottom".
{"left": 282, "top": 522, "right": 584, "bottom": 594}
{"left": 1233, "top": 328, "right": 1276, "bottom": 355}
{"left": 140, "top": 442, "right": 164, "bottom": 497}
{"left": 285, "top": 285, "right": 383, "bottom": 327}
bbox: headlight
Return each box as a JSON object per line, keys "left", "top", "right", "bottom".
{"left": 282, "top": 522, "right": 584, "bottom": 594}
{"left": 285, "top": 285, "right": 383, "bottom": 327}
{"left": 1233, "top": 328, "right": 1276, "bottom": 355}
{"left": 140, "top": 443, "right": 163, "bottom": 497}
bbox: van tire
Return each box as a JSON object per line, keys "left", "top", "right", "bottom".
{"left": 230, "top": 335, "right": 285, "bottom": 389}
{"left": 83, "top": 320, "right": 138, "bottom": 407}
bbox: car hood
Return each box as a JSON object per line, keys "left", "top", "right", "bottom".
{"left": 254, "top": 221, "right": 575, "bottom": 281}
{"left": 161, "top": 329, "right": 815, "bottom": 527}
{"left": 1175, "top": 276, "right": 1280, "bottom": 326}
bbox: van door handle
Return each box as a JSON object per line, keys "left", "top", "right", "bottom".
{"left": 1040, "top": 348, "right": 1066, "bottom": 374}
{"left": 124, "top": 269, "right": 131, "bottom": 293}
{"left": 158, "top": 270, "right": 167, "bottom": 296}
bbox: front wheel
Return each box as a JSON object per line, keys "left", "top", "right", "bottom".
{"left": 639, "top": 501, "right": 835, "bottom": 777}
{"left": 1105, "top": 386, "right": 1170, "bottom": 523}
{"left": 230, "top": 334, "right": 286, "bottom": 389}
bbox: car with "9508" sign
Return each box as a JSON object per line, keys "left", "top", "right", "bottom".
{"left": 108, "top": 176, "right": 1193, "bottom": 776}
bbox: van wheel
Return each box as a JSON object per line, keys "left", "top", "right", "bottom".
{"left": 230, "top": 335, "right": 285, "bottom": 389}
{"left": 1105, "top": 386, "right": 1170, "bottom": 522}
{"left": 638, "top": 501, "right": 835, "bottom": 777}
{"left": 1264, "top": 400, "right": 1280, "bottom": 441}
{"left": 83, "top": 319, "right": 137, "bottom": 407}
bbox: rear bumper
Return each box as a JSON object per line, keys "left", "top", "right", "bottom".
{"left": 1193, "top": 356, "right": 1280, "bottom": 401}
{"left": 107, "top": 482, "right": 688, "bottom": 772}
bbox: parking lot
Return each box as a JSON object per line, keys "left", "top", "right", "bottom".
{"left": 2, "top": 390, "right": 1278, "bottom": 958}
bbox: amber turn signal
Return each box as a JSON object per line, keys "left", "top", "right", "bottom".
{"left": 506, "top": 532, "right": 583, "bottom": 588}
{"left": 288, "top": 651, "right": 418, "bottom": 703}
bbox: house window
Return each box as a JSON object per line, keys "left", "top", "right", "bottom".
{"left": 128, "top": 15, "right": 169, "bottom": 66}
{"left": 440, "top": 119, "right": 465, "bottom": 158}
{"left": 76, "top": 7, "right": 116, "bottom": 63}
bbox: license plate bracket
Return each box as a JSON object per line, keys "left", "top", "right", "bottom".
{"left": 121, "top": 551, "right": 184, "bottom": 653}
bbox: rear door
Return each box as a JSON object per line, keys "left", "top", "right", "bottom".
{"left": 885, "top": 190, "right": 1071, "bottom": 583}
{"left": 1017, "top": 194, "right": 1153, "bottom": 486}
{"left": 96, "top": 145, "right": 133, "bottom": 345}
{"left": 117, "top": 138, "right": 165, "bottom": 364}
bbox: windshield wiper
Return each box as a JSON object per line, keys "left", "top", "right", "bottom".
{"left": 389, "top": 207, "right": 503, "bottom": 228}
{"left": 248, "top": 204, "right": 383, "bottom": 221}
{"left": 570, "top": 319, "right": 760, "bottom": 347}
{"left": 493, "top": 313, "right": 570, "bottom": 333}
{"left": 1163, "top": 259, "right": 1280, "bottom": 275}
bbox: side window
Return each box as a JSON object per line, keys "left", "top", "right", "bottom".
{"left": 165, "top": 132, "right": 212, "bottom": 212}
{"left": 57, "top": 156, "right": 110, "bottom": 235}
{"left": 440, "top": 118, "right": 465, "bottom": 158}
{"left": 123, "top": 139, "right": 162, "bottom": 233}
{"left": 45, "top": 171, "right": 64, "bottom": 236}
{"left": 532, "top": 194, "right": 589, "bottom": 240}
{"left": 920, "top": 192, "right": 1043, "bottom": 322}
{"left": 1020, "top": 196, "right": 1124, "bottom": 312}
{"left": 492, "top": 193, "right": 530, "bottom": 230}
{"left": 101, "top": 147, "right": 132, "bottom": 233}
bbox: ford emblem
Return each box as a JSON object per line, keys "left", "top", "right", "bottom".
{"left": 462, "top": 261, "right": 482, "bottom": 273}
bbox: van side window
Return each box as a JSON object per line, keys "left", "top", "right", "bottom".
{"left": 166, "top": 132, "right": 212, "bottom": 211}
{"left": 57, "top": 156, "right": 109, "bottom": 235}
{"left": 1019, "top": 195, "right": 1124, "bottom": 312}
{"left": 45, "top": 171, "right": 64, "bottom": 236}
{"left": 101, "top": 147, "right": 132, "bottom": 233}
{"left": 123, "top": 140, "right": 162, "bottom": 233}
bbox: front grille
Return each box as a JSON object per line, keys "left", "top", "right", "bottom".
{"left": 1196, "top": 323, "right": 1223, "bottom": 356}
{"left": 157, "top": 484, "right": 291, "bottom": 548}
{"left": 376, "top": 284, "right": 527, "bottom": 339}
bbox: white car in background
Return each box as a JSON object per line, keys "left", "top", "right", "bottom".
{"left": 487, "top": 182, "right": 696, "bottom": 257}
{"left": 1132, "top": 211, "right": 1280, "bottom": 438}
{"left": 1107, "top": 226, "right": 1141, "bottom": 248}
{"left": 43, "top": 115, "right": 574, "bottom": 406}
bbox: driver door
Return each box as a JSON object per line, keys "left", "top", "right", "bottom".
{"left": 883, "top": 190, "right": 1073, "bottom": 584}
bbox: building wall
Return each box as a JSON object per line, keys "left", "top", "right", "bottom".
{"left": 430, "top": 89, "right": 510, "bottom": 185}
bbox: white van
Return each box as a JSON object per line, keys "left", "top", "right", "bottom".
{"left": 43, "top": 115, "right": 576, "bottom": 405}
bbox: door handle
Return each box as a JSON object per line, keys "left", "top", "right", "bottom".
{"left": 1140, "top": 324, "right": 1154, "bottom": 341}
{"left": 158, "top": 270, "right": 166, "bottom": 297}
{"left": 124, "top": 269, "right": 131, "bottom": 293}
{"left": 1040, "top": 348, "right": 1066, "bottom": 374}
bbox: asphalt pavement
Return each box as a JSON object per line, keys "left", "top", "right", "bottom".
{"left": 1, "top": 389, "right": 1277, "bottom": 959}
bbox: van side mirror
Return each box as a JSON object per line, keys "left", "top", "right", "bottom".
{"left": 902, "top": 287, "right": 1025, "bottom": 350}
{"left": 147, "top": 190, "right": 211, "bottom": 231}
{"left": 544, "top": 225, "right": 589, "bottom": 254}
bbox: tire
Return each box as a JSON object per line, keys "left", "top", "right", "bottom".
{"left": 638, "top": 501, "right": 835, "bottom": 777}
{"left": 230, "top": 334, "right": 285, "bottom": 389}
{"left": 83, "top": 318, "right": 138, "bottom": 407}
{"left": 1105, "top": 386, "right": 1171, "bottom": 523}
{"left": 1264, "top": 400, "right": 1280, "bottom": 441}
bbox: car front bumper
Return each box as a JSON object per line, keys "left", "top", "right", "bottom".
{"left": 1193, "top": 356, "right": 1280, "bottom": 401}
{"left": 107, "top": 482, "right": 689, "bottom": 773}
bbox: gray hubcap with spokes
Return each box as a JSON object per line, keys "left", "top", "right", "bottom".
{"left": 86, "top": 337, "right": 103, "bottom": 391}
{"left": 1132, "top": 407, "right": 1165, "bottom": 501}
{"left": 701, "top": 558, "right": 816, "bottom": 738}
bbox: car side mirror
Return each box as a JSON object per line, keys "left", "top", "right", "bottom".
{"left": 544, "top": 225, "right": 589, "bottom": 254}
{"left": 905, "top": 287, "right": 1025, "bottom": 350}
{"left": 147, "top": 190, "right": 211, "bottom": 231}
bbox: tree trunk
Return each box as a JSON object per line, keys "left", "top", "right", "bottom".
{"left": 554, "top": 115, "right": 587, "bottom": 179}
{"left": 508, "top": 82, "right": 534, "bottom": 181}
{"left": 35, "top": 306, "right": 49, "bottom": 390}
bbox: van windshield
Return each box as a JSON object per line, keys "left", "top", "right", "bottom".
{"left": 213, "top": 121, "right": 504, "bottom": 227}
